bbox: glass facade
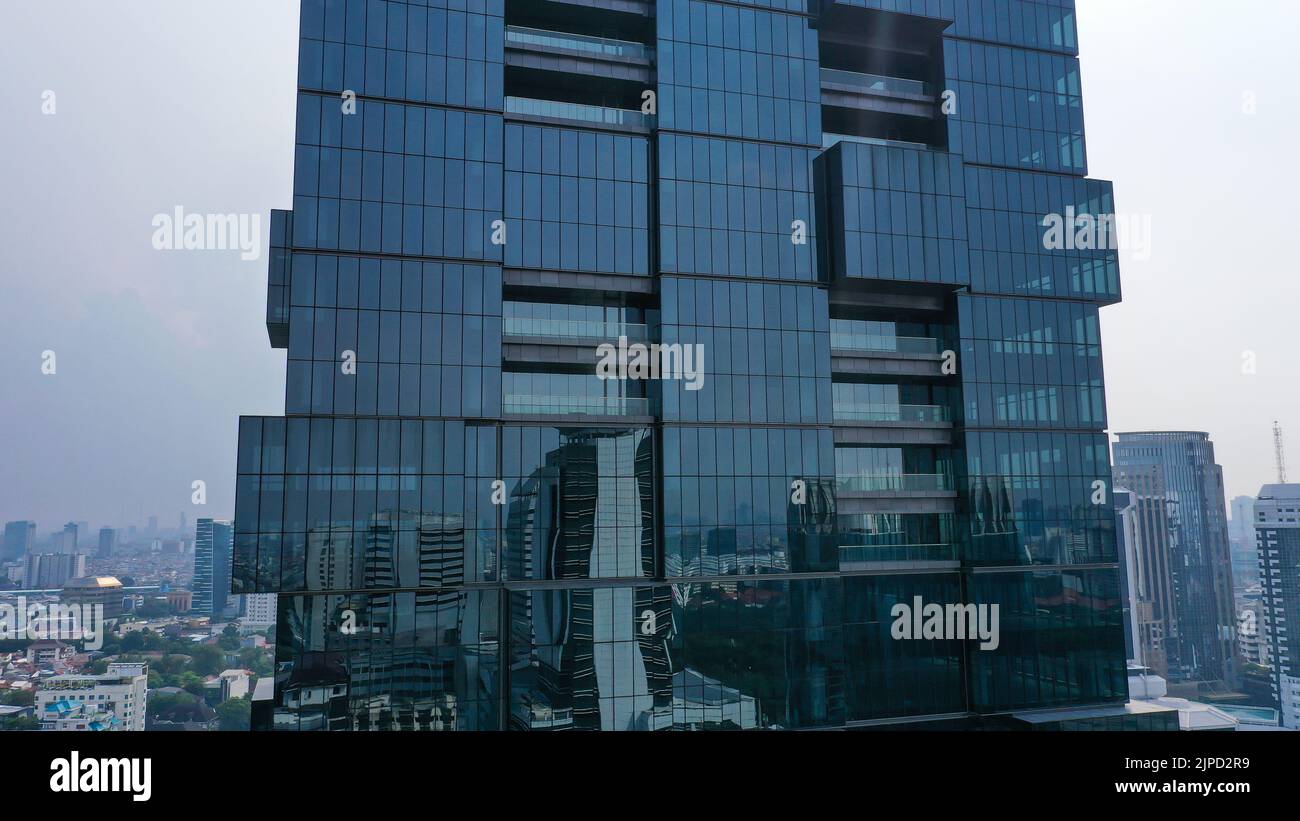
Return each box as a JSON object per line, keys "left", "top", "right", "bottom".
{"left": 1112, "top": 432, "right": 1237, "bottom": 686}
{"left": 238, "top": 0, "right": 1134, "bottom": 730}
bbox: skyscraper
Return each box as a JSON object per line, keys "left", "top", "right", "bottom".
{"left": 1111, "top": 468, "right": 1178, "bottom": 678}
{"left": 1253, "top": 483, "right": 1300, "bottom": 728}
{"left": 2, "top": 521, "right": 36, "bottom": 563}
{"left": 194, "top": 518, "right": 234, "bottom": 621}
{"left": 236, "top": 0, "right": 1156, "bottom": 731}
{"left": 1112, "top": 432, "right": 1237, "bottom": 686}
{"left": 1228, "top": 494, "right": 1257, "bottom": 591}
{"left": 97, "top": 527, "right": 117, "bottom": 558}
{"left": 54, "top": 521, "right": 81, "bottom": 555}
{"left": 25, "top": 553, "right": 87, "bottom": 589}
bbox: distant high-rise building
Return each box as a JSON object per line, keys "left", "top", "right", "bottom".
{"left": 147, "top": 515, "right": 158, "bottom": 537}
{"left": 1238, "top": 598, "right": 1267, "bottom": 667}
{"left": 1228, "top": 495, "right": 1258, "bottom": 590}
{"left": 53, "top": 521, "right": 82, "bottom": 555}
{"left": 193, "top": 519, "right": 233, "bottom": 620}
{"left": 1112, "top": 469, "right": 1178, "bottom": 679}
{"left": 1113, "top": 432, "right": 1237, "bottom": 686}
{"left": 97, "top": 527, "right": 117, "bottom": 558}
{"left": 2, "top": 521, "right": 36, "bottom": 563}
{"left": 24, "top": 553, "right": 87, "bottom": 589}
{"left": 242, "top": 593, "right": 277, "bottom": 631}
{"left": 1254, "top": 483, "right": 1300, "bottom": 728}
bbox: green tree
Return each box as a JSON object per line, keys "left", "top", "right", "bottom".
{"left": 1, "top": 690, "right": 35, "bottom": 707}
{"left": 147, "top": 691, "right": 198, "bottom": 719}
{"left": 216, "top": 696, "right": 252, "bottom": 731}
{"left": 121, "top": 629, "right": 164, "bottom": 653}
{"left": 218, "top": 625, "right": 242, "bottom": 651}
{"left": 157, "top": 654, "right": 190, "bottom": 675}
{"left": 238, "top": 647, "right": 273, "bottom": 677}
{"left": 177, "top": 671, "right": 206, "bottom": 698}
{"left": 190, "top": 644, "right": 224, "bottom": 676}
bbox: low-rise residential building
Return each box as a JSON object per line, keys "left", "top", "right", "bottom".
{"left": 35, "top": 662, "right": 148, "bottom": 731}
{"left": 25, "top": 639, "right": 75, "bottom": 670}
{"left": 208, "top": 669, "right": 250, "bottom": 703}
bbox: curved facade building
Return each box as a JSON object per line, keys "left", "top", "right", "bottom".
{"left": 1113, "top": 431, "right": 1237, "bottom": 687}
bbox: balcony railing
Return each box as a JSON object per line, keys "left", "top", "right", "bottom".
{"left": 831, "top": 333, "right": 941, "bottom": 355}
{"left": 506, "top": 25, "right": 652, "bottom": 62}
{"left": 836, "top": 474, "right": 952, "bottom": 493}
{"left": 821, "top": 67, "right": 932, "bottom": 97}
{"left": 505, "top": 96, "right": 653, "bottom": 129}
{"left": 503, "top": 317, "right": 650, "bottom": 343}
{"left": 504, "top": 394, "right": 651, "bottom": 416}
{"left": 833, "top": 403, "right": 948, "bottom": 423}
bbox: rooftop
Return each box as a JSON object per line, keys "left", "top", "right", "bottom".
{"left": 1257, "top": 483, "right": 1300, "bottom": 500}
{"left": 63, "top": 576, "right": 123, "bottom": 590}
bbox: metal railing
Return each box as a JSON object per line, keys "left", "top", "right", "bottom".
{"left": 833, "top": 403, "right": 948, "bottom": 423}
{"left": 836, "top": 474, "right": 951, "bottom": 493}
{"left": 505, "top": 96, "right": 653, "bottom": 129}
{"left": 504, "top": 394, "right": 651, "bottom": 416}
{"left": 831, "top": 333, "right": 941, "bottom": 355}
{"left": 821, "top": 67, "right": 932, "bottom": 97}
{"left": 506, "top": 25, "right": 652, "bottom": 62}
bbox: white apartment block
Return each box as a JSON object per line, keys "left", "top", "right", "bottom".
{"left": 36, "top": 662, "right": 148, "bottom": 731}
{"left": 242, "top": 593, "right": 277, "bottom": 631}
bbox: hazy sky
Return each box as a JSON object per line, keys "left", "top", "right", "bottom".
{"left": 1, "top": 1, "right": 1296, "bottom": 532}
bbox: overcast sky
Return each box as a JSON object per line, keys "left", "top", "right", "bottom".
{"left": 0, "top": 1, "right": 1295, "bottom": 532}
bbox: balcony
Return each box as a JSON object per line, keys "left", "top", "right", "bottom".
{"left": 830, "top": 332, "right": 947, "bottom": 379}
{"left": 833, "top": 403, "right": 947, "bottom": 423}
{"left": 506, "top": 25, "right": 652, "bottom": 63}
{"left": 831, "top": 333, "right": 940, "bottom": 356}
{"left": 503, "top": 393, "right": 652, "bottom": 419}
{"left": 503, "top": 317, "right": 651, "bottom": 344}
{"left": 835, "top": 471, "right": 956, "bottom": 516}
{"left": 820, "top": 67, "right": 931, "bottom": 98}
{"left": 819, "top": 67, "right": 936, "bottom": 125}
{"left": 832, "top": 402, "right": 952, "bottom": 446}
{"left": 502, "top": 317, "right": 652, "bottom": 367}
{"left": 836, "top": 473, "right": 951, "bottom": 493}
{"left": 505, "top": 96, "right": 653, "bottom": 130}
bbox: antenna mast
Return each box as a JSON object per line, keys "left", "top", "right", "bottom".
{"left": 1275, "top": 421, "right": 1288, "bottom": 483}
